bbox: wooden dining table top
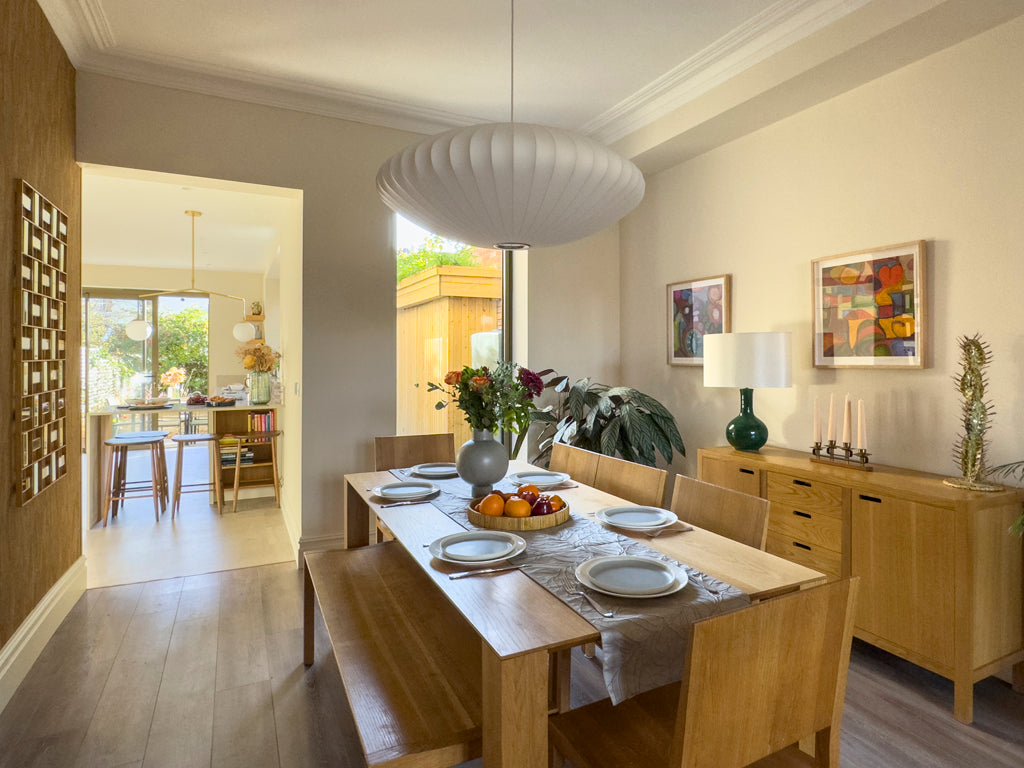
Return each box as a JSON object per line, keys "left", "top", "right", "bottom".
{"left": 346, "top": 461, "right": 826, "bottom": 654}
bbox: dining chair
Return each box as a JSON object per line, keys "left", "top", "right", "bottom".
{"left": 669, "top": 474, "right": 770, "bottom": 550}
{"left": 549, "top": 442, "right": 599, "bottom": 486}
{"left": 374, "top": 433, "right": 456, "bottom": 471}
{"left": 548, "top": 577, "right": 860, "bottom": 768}
{"left": 593, "top": 453, "right": 667, "bottom": 507}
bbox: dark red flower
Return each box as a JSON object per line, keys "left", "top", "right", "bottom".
{"left": 518, "top": 367, "right": 544, "bottom": 398}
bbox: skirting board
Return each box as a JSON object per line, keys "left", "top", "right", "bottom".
{"left": 0, "top": 556, "right": 86, "bottom": 715}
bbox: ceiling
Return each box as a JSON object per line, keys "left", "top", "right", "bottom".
{"left": 51, "top": 0, "right": 1024, "bottom": 272}
{"left": 82, "top": 166, "right": 300, "bottom": 275}
{"left": 43, "top": 0, "right": 871, "bottom": 140}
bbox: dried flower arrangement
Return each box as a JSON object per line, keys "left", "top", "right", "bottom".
{"left": 236, "top": 341, "right": 280, "bottom": 372}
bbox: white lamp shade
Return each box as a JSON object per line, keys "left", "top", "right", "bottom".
{"left": 703, "top": 332, "right": 792, "bottom": 389}
{"left": 232, "top": 321, "right": 257, "bottom": 342}
{"left": 376, "top": 122, "right": 645, "bottom": 249}
{"left": 125, "top": 319, "right": 153, "bottom": 341}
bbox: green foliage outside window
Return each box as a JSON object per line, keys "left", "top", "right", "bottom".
{"left": 397, "top": 235, "right": 479, "bottom": 283}
{"left": 159, "top": 305, "right": 209, "bottom": 394}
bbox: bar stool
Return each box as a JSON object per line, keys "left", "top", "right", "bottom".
{"left": 230, "top": 430, "right": 282, "bottom": 512}
{"left": 170, "top": 433, "right": 223, "bottom": 518}
{"left": 116, "top": 430, "right": 169, "bottom": 508}
{"left": 102, "top": 432, "right": 170, "bottom": 525}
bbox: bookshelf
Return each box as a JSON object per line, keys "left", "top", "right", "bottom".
{"left": 211, "top": 405, "right": 280, "bottom": 505}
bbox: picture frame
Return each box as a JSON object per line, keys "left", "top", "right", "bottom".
{"left": 812, "top": 241, "right": 926, "bottom": 369}
{"left": 667, "top": 274, "right": 731, "bottom": 366}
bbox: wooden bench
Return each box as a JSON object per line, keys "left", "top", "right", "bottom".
{"left": 304, "top": 543, "right": 483, "bottom": 768}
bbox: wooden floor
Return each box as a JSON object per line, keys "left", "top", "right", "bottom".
{"left": 0, "top": 562, "right": 1021, "bottom": 768}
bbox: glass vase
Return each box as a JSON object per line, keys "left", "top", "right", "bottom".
{"left": 248, "top": 371, "right": 272, "bottom": 405}
{"left": 456, "top": 429, "right": 509, "bottom": 498}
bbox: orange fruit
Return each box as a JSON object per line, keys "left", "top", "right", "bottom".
{"left": 504, "top": 497, "right": 532, "bottom": 517}
{"left": 549, "top": 495, "right": 565, "bottom": 511}
{"left": 518, "top": 484, "right": 541, "bottom": 497}
{"left": 478, "top": 492, "right": 506, "bottom": 517}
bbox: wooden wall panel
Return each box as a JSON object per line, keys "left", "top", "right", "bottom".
{"left": 0, "top": 0, "right": 82, "bottom": 648}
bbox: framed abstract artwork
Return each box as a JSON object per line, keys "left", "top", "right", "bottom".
{"left": 667, "top": 274, "right": 730, "bottom": 366}
{"left": 812, "top": 241, "right": 926, "bottom": 368}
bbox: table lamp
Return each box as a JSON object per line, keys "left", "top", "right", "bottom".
{"left": 703, "top": 332, "right": 792, "bottom": 452}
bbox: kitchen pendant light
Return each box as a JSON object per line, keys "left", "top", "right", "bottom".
{"left": 125, "top": 317, "right": 152, "bottom": 341}
{"left": 132, "top": 210, "right": 255, "bottom": 340}
{"left": 375, "top": 1, "right": 644, "bottom": 250}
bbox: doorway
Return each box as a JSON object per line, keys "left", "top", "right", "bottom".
{"left": 81, "top": 165, "right": 302, "bottom": 588}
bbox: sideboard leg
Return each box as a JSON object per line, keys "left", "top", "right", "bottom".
{"left": 953, "top": 678, "right": 974, "bottom": 724}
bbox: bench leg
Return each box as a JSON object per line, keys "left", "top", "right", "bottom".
{"left": 303, "top": 559, "right": 315, "bottom": 666}
{"left": 482, "top": 645, "right": 548, "bottom": 768}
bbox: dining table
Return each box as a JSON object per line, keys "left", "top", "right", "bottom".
{"left": 323, "top": 459, "right": 827, "bottom": 768}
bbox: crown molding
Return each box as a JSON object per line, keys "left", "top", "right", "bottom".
{"left": 75, "top": 48, "right": 482, "bottom": 136}
{"left": 583, "top": 0, "right": 870, "bottom": 144}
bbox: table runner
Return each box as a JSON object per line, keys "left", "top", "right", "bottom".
{"left": 388, "top": 470, "right": 750, "bottom": 704}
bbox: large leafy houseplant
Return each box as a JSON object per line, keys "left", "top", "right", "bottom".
{"left": 531, "top": 371, "right": 685, "bottom": 468}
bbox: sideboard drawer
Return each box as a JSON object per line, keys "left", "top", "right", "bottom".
{"left": 768, "top": 504, "right": 843, "bottom": 552}
{"left": 765, "top": 530, "right": 841, "bottom": 579}
{"left": 699, "top": 454, "right": 761, "bottom": 496}
{"left": 767, "top": 472, "right": 843, "bottom": 517}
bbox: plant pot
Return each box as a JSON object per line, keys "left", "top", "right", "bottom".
{"left": 248, "top": 371, "right": 272, "bottom": 405}
{"left": 457, "top": 430, "right": 509, "bottom": 497}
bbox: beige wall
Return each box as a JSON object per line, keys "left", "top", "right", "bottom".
{"left": 527, "top": 225, "right": 622, "bottom": 386}
{"left": 77, "top": 73, "right": 417, "bottom": 546}
{"left": 620, "top": 14, "right": 1024, "bottom": 479}
{"left": 83, "top": 264, "right": 265, "bottom": 392}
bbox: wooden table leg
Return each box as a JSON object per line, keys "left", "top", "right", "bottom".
{"left": 482, "top": 645, "right": 548, "bottom": 768}
{"left": 345, "top": 481, "right": 372, "bottom": 549}
{"left": 303, "top": 558, "right": 315, "bottom": 667}
{"left": 550, "top": 649, "right": 571, "bottom": 714}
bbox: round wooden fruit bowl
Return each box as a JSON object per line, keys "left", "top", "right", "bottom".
{"left": 466, "top": 498, "right": 571, "bottom": 531}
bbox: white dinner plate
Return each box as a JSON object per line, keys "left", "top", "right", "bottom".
{"left": 595, "top": 506, "right": 678, "bottom": 530}
{"left": 410, "top": 462, "right": 459, "bottom": 479}
{"left": 507, "top": 470, "right": 570, "bottom": 489}
{"left": 429, "top": 531, "right": 527, "bottom": 565}
{"left": 575, "top": 556, "right": 688, "bottom": 599}
{"left": 371, "top": 481, "right": 438, "bottom": 501}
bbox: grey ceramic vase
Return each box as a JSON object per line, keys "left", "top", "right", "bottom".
{"left": 457, "top": 429, "right": 509, "bottom": 498}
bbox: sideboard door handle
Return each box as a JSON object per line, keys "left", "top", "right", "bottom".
{"left": 739, "top": 468, "right": 754, "bottom": 475}
{"left": 859, "top": 494, "right": 882, "bottom": 503}
{"left": 793, "top": 510, "right": 812, "bottom": 519}
{"left": 793, "top": 542, "right": 812, "bottom": 551}
{"left": 793, "top": 479, "right": 812, "bottom": 487}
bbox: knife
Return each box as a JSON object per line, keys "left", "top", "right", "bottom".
{"left": 448, "top": 565, "right": 520, "bottom": 580}
{"left": 377, "top": 496, "right": 438, "bottom": 508}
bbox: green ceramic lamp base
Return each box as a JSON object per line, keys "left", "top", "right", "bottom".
{"left": 725, "top": 388, "right": 768, "bottom": 452}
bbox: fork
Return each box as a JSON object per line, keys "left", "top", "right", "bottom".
{"left": 643, "top": 523, "right": 694, "bottom": 539}
{"left": 559, "top": 570, "right": 614, "bottom": 618}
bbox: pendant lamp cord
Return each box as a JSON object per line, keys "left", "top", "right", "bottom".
{"left": 509, "top": 0, "right": 515, "bottom": 123}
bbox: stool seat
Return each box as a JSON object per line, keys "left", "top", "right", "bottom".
{"left": 102, "top": 433, "right": 169, "bottom": 525}
{"left": 115, "top": 430, "right": 170, "bottom": 440}
{"left": 171, "top": 432, "right": 222, "bottom": 517}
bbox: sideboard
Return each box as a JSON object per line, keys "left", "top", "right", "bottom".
{"left": 697, "top": 445, "right": 1024, "bottom": 724}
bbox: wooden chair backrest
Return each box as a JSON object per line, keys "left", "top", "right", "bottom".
{"left": 673, "top": 578, "right": 859, "bottom": 768}
{"left": 549, "top": 443, "right": 599, "bottom": 487}
{"left": 374, "top": 433, "right": 456, "bottom": 471}
{"left": 669, "top": 474, "right": 770, "bottom": 550}
{"left": 593, "top": 453, "right": 667, "bottom": 508}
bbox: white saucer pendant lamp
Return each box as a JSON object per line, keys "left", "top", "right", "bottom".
{"left": 376, "top": 122, "right": 645, "bottom": 250}
{"left": 125, "top": 318, "right": 152, "bottom": 341}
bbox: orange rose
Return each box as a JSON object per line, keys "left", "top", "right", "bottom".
{"left": 444, "top": 370, "right": 462, "bottom": 386}
{"left": 471, "top": 376, "right": 490, "bottom": 390}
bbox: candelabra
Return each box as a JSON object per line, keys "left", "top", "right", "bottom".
{"left": 811, "top": 440, "right": 872, "bottom": 471}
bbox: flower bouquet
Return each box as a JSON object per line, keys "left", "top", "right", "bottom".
{"left": 429, "top": 361, "right": 543, "bottom": 459}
